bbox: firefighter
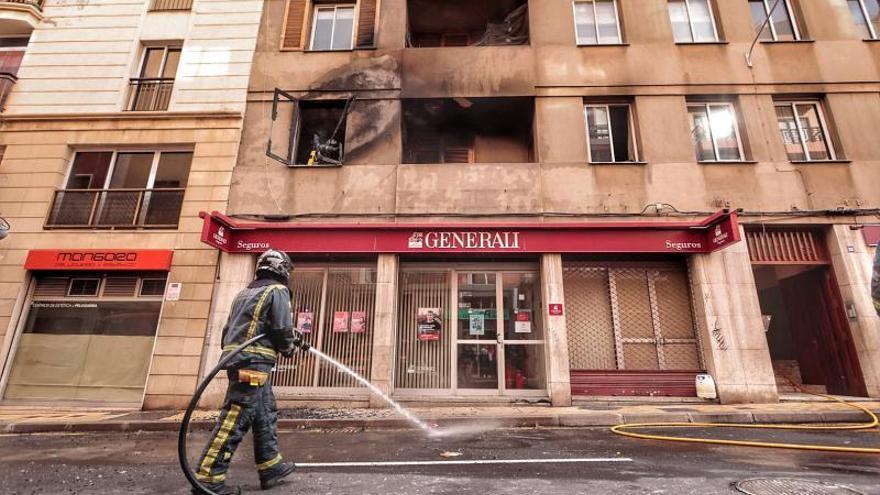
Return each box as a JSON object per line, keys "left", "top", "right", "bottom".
{"left": 193, "top": 249, "right": 307, "bottom": 495}
{"left": 873, "top": 246, "right": 879, "bottom": 317}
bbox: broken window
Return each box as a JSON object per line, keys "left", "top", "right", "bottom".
{"left": 406, "top": 0, "right": 529, "bottom": 47}
{"left": 267, "top": 90, "right": 355, "bottom": 167}
{"left": 402, "top": 98, "right": 535, "bottom": 164}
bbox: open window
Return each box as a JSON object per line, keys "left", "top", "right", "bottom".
{"left": 406, "top": 0, "right": 529, "bottom": 47}
{"left": 267, "top": 89, "right": 355, "bottom": 167}
{"left": 402, "top": 98, "right": 535, "bottom": 164}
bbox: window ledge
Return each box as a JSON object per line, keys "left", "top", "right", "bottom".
{"left": 674, "top": 41, "right": 728, "bottom": 45}
{"left": 577, "top": 42, "right": 630, "bottom": 47}
{"left": 760, "top": 39, "right": 814, "bottom": 44}
{"left": 862, "top": 38, "right": 880, "bottom": 42}
{"left": 287, "top": 164, "right": 343, "bottom": 169}
{"left": 789, "top": 159, "right": 851, "bottom": 164}
{"left": 698, "top": 160, "right": 758, "bottom": 165}
{"left": 589, "top": 161, "right": 648, "bottom": 165}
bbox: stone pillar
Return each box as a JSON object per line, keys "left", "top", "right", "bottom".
{"left": 368, "top": 254, "right": 399, "bottom": 408}
{"left": 541, "top": 254, "right": 572, "bottom": 407}
{"left": 827, "top": 225, "right": 880, "bottom": 397}
{"left": 200, "top": 252, "right": 255, "bottom": 407}
{"left": 690, "top": 227, "right": 778, "bottom": 404}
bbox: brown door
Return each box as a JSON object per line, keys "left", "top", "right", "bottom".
{"left": 779, "top": 268, "right": 867, "bottom": 397}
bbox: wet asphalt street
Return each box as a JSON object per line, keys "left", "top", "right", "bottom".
{"left": 0, "top": 426, "right": 878, "bottom": 495}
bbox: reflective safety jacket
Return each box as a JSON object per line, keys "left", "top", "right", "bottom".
{"left": 873, "top": 247, "right": 880, "bottom": 317}
{"left": 221, "top": 277, "right": 297, "bottom": 369}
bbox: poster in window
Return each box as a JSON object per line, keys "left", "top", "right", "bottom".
{"left": 514, "top": 310, "right": 532, "bottom": 334}
{"left": 469, "top": 310, "right": 485, "bottom": 336}
{"left": 351, "top": 311, "right": 367, "bottom": 334}
{"left": 296, "top": 311, "right": 314, "bottom": 334}
{"left": 417, "top": 307, "right": 442, "bottom": 341}
{"left": 332, "top": 311, "right": 350, "bottom": 333}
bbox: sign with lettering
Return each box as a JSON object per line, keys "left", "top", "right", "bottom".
{"left": 25, "top": 250, "right": 174, "bottom": 271}
{"left": 407, "top": 231, "right": 521, "bottom": 250}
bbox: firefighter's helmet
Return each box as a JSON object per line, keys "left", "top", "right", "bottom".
{"left": 256, "top": 249, "right": 292, "bottom": 283}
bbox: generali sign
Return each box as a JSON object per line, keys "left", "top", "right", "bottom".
{"left": 199, "top": 211, "right": 742, "bottom": 255}
{"left": 25, "top": 249, "right": 174, "bottom": 271}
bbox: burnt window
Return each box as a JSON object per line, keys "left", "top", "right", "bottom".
{"left": 267, "top": 91, "right": 354, "bottom": 167}
{"left": 406, "top": 0, "right": 529, "bottom": 47}
{"left": 403, "top": 98, "right": 535, "bottom": 164}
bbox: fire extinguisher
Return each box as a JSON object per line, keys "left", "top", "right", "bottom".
{"left": 515, "top": 370, "right": 526, "bottom": 389}
{"left": 505, "top": 364, "right": 515, "bottom": 389}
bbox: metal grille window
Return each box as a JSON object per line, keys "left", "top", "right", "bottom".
{"left": 585, "top": 103, "right": 638, "bottom": 163}
{"left": 688, "top": 102, "right": 744, "bottom": 162}
{"left": 849, "top": 0, "right": 880, "bottom": 39}
{"left": 563, "top": 263, "right": 702, "bottom": 371}
{"left": 272, "top": 266, "right": 377, "bottom": 389}
{"left": 573, "top": 0, "right": 622, "bottom": 45}
{"left": 395, "top": 270, "right": 452, "bottom": 389}
{"left": 128, "top": 45, "right": 180, "bottom": 111}
{"left": 668, "top": 0, "right": 719, "bottom": 43}
{"left": 149, "top": 0, "right": 193, "bottom": 11}
{"left": 774, "top": 101, "right": 835, "bottom": 162}
{"left": 749, "top": 0, "right": 801, "bottom": 41}
{"left": 310, "top": 4, "right": 356, "bottom": 51}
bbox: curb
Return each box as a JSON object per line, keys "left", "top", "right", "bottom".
{"left": 1, "top": 410, "right": 875, "bottom": 434}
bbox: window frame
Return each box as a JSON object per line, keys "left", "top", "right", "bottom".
{"left": 668, "top": 0, "right": 720, "bottom": 43}
{"left": 584, "top": 103, "right": 639, "bottom": 163}
{"left": 308, "top": 3, "right": 357, "bottom": 51}
{"left": 849, "top": 0, "right": 879, "bottom": 39}
{"left": 687, "top": 101, "right": 746, "bottom": 163}
{"left": 752, "top": 0, "right": 801, "bottom": 41}
{"left": 774, "top": 100, "right": 836, "bottom": 162}
{"left": 136, "top": 44, "right": 182, "bottom": 80}
{"left": 68, "top": 278, "right": 102, "bottom": 297}
{"left": 572, "top": 0, "right": 624, "bottom": 46}
{"left": 63, "top": 150, "right": 191, "bottom": 191}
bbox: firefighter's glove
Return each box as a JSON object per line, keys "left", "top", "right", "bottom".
{"left": 293, "top": 329, "right": 311, "bottom": 352}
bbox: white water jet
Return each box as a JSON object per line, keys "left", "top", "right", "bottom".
{"left": 307, "top": 347, "right": 433, "bottom": 433}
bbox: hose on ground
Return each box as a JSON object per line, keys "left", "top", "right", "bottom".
{"left": 178, "top": 334, "right": 267, "bottom": 495}
{"left": 611, "top": 391, "right": 880, "bottom": 455}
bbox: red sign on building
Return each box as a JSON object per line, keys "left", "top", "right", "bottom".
{"left": 864, "top": 225, "right": 880, "bottom": 247}
{"left": 548, "top": 304, "right": 564, "bottom": 316}
{"left": 25, "top": 250, "right": 174, "bottom": 271}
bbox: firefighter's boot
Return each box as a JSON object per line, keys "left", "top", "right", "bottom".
{"left": 191, "top": 482, "right": 241, "bottom": 495}
{"left": 259, "top": 461, "right": 296, "bottom": 490}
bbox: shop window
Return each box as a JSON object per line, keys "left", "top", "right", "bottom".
{"left": 668, "top": 0, "right": 720, "bottom": 43}
{"left": 749, "top": 0, "right": 803, "bottom": 41}
{"left": 574, "top": 0, "right": 623, "bottom": 45}
{"left": 402, "top": 98, "right": 535, "bottom": 164}
{"left": 774, "top": 100, "right": 836, "bottom": 162}
{"left": 406, "top": 0, "right": 529, "bottom": 47}
{"left": 46, "top": 150, "right": 192, "bottom": 229}
{"left": 849, "top": 0, "right": 880, "bottom": 39}
{"left": 585, "top": 102, "right": 639, "bottom": 163}
{"left": 281, "top": 0, "right": 380, "bottom": 51}
{"left": 267, "top": 91, "right": 355, "bottom": 167}
{"left": 68, "top": 278, "right": 101, "bottom": 297}
{"left": 128, "top": 44, "right": 181, "bottom": 111}
{"left": 687, "top": 100, "right": 747, "bottom": 162}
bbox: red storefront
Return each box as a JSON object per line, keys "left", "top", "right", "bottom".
{"left": 199, "top": 211, "right": 741, "bottom": 401}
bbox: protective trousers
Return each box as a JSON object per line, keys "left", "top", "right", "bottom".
{"left": 195, "top": 366, "right": 283, "bottom": 485}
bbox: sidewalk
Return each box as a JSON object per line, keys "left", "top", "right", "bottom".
{"left": 2, "top": 398, "right": 878, "bottom": 433}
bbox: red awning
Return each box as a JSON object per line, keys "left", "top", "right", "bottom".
{"left": 25, "top": 249, "right": 174, "bottom": 271}
{"left": 199, "top": 211, "right": 741, "bottom": 255}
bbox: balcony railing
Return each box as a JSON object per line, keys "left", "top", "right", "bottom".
{"left": 149, "top": 0, "right": 192, "bottom": 11}
{"left": 45, "top": 188, "right": 186, "bottom": 229}
{"left": 1, "top": 0, "right": 44, "bottom": 10}
{"left": 127, "top": 78, "right": 174, "bottom": 111}
{"left": 0, "top": 73, "right": 16, "bottom": 111}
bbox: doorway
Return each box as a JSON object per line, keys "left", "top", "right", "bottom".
{"left": 748, "top": 229, "right": 867, "bottom": 397}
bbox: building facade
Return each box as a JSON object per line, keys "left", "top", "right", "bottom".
{"left": 0, "top": 0, "right": 263, "bottom": 409}
{"left": 197, "top": 0, "right": 880, "bottom": 409}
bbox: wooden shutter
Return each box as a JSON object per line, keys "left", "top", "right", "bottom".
{"left": 281, "top": 0, "right": 310, "bottom": 50}
{"left": 355, "top": 0, "right": 379, "bottom": 48}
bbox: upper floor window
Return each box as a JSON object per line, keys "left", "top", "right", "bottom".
{"left": 688, "top": 102, "right": 745, "bottom": 162}
{"left": 149, "top": 0, "right": 193, "bottom": 11}
{"left": 848, "top": 0, "right": 880, "bottom": 39}
{"left": 574, "top": 0, "right": 623, "bottom": 45}
{"left": 46, "top": 150, "right": 192, "bottom": 229}
{"left": 668, "top": 0, "right": 719, "bottom": 43}
{"left": 774, "top": 101, "right": 835, "bottom": 162}
{"left": 749, "top": 0, "right": 801, "bottom": 41}
{"left": 406, "top": 0, "right": 529, "bottom": 47}
{"left": 128, "top": 44, "right": 181, "bottom": 111}
{"left": 585, "top": 103, "right": 638, "bottom": 163}
{"left": 310, "top": 4, "right": 356, "bottom": 50}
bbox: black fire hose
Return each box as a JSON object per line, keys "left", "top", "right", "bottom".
{"left": 178, "top": 334, "right": 267, "bottom": 495}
